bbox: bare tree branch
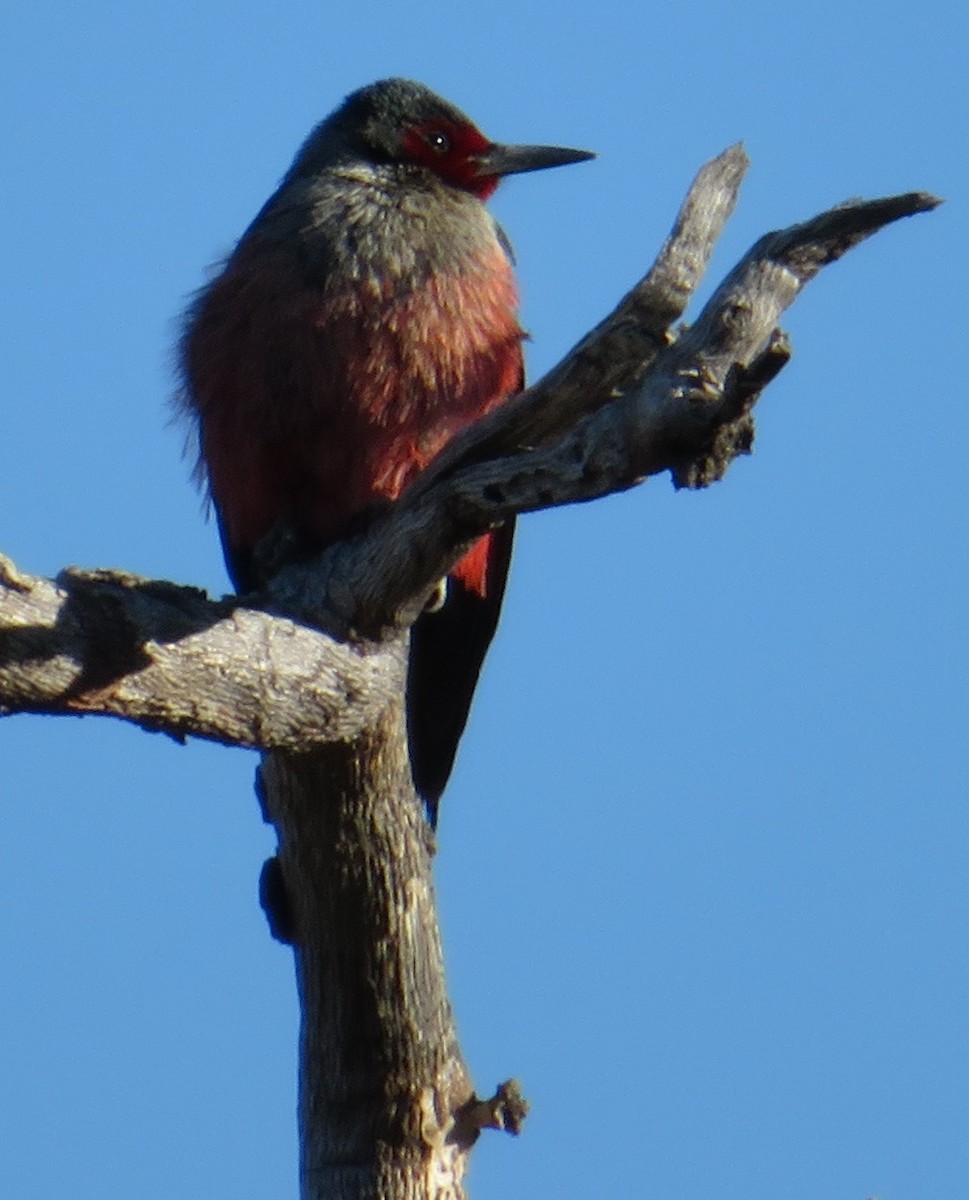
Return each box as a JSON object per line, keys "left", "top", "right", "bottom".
{"left": 0, "top": 555, "right": 400, "bottom": 747}
{"left": 290, "top": 180, "right": 939, "bottom": 637}
{"left": 0, "top": 160, "right": 939, "bottom": 742}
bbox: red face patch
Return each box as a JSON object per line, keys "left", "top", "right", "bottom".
{"left": 401, "top": 120, "right": 498, "bottom": 198}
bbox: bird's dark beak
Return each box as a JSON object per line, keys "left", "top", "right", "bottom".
{"left": 472, "top": 142, "right": 595, "bottom": 179}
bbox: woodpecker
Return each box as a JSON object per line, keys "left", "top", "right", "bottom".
{"left": 179, "top": 78, "right": 593, "bottom": 824}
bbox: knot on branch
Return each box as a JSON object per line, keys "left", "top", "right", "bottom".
{"left": 450, "top": 1079, "right": 530, "bottom": 1148}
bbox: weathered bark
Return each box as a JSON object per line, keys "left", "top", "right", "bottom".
{"left": 0, "top": 149, "right": 939, "bottom": 1199}
{"left": 0, "top": 558, "right": 392, "bottom": 748}
{"left": 259, "top": 682, "right": 474, "bottom": 1199}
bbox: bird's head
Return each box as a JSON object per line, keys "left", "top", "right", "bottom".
{"left": 293, "top": 78, "right": 594, "bottom": 200}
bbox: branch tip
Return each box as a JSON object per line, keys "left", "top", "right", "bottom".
{"left": 0, "top": 552, "right": 33, "bottom": 593}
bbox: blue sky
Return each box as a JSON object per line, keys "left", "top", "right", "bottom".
{"left": 2, "top": 2, "right": 966, "bottom": 1197}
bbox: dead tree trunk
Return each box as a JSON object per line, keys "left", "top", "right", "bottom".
{"left": 0, "top": 148, "right": 938, "bottom": 1199}
{"left": 260, "top": 699, "right": 475, "bottom": 1200}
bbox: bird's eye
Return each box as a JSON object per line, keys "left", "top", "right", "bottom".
{"left": 423, "top": 130, "right": 451, "bottom": 154}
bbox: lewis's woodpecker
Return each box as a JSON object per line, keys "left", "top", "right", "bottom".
{"left": 179, "top": 78, "right": 593, "bottom": 823}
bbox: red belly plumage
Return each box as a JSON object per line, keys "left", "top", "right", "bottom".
{"left": 187, "top": 240, "right": 522, "bottom": 601}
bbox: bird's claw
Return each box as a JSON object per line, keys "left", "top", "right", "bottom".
{"left": 673, "top": 364, "right": 722, "bottom": 403}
